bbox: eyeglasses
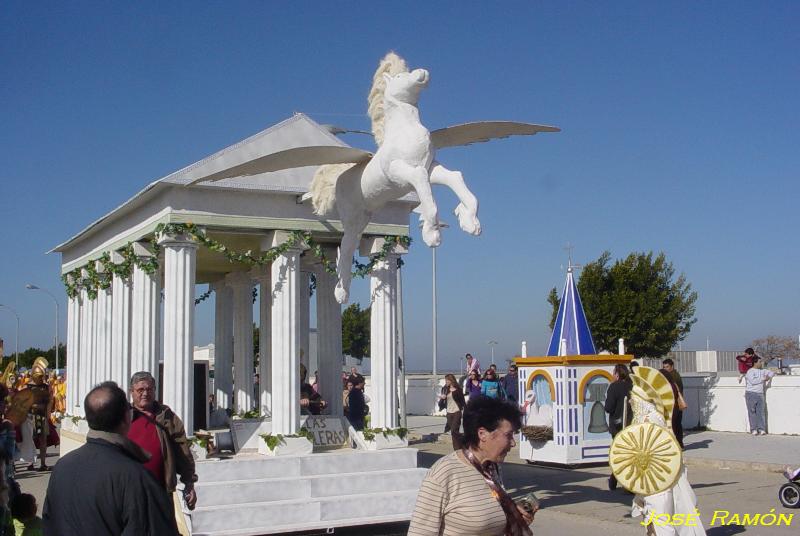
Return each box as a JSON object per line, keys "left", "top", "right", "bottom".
{"left": 133, "top": 387, "right": 155, "bottom": 394}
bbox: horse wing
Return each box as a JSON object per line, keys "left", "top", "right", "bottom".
{"left": 185, "top": 146, "right": 373, "bottom": 185}
{"left": 430, "top": 121, "right": 560, "bottom": 149}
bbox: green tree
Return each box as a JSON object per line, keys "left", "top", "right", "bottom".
{"left": 342, "top": 302, "right": 370, "bottom": 360}
{"left": 4, "top": 343, "right": 67, "bottom": 370}
{"left": 546, "top": 287, "right": 560, "bottom": 331}
{"left": 547, "top": 251, "right": 697, "bottom": 357}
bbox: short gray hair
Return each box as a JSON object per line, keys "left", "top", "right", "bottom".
{"left": 130, "top": 371, "right": 156, "bottom": 388}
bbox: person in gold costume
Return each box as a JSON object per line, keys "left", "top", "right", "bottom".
{"left": 609, "top": 366, "right": 705, "bottom": 536}
{"left": 51, "top": 373, "right": 66, "bottom": 424}
{"left": 24, "top": 358, "right": 54, "bottom": 471}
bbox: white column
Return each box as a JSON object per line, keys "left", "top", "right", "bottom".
{"left": 298, "top": 271, "right": 310, "bottom": 375}
{"left": 76, "top": 286, "right": 90, "bottom": 415}
{"left": 159, "top": 232, "right": 198, "bottom": 435}
{"left": 95, "top": 282, "right": 113, "bottom": 384}
{"left": 315, "top": 259, "right": 342, "bottom": 415}
{"left": 84, "top": 284, "right": 98, "bottom": 394}
{"left": 212, "top": 280, "right": 233, "bottom": 410}
{"left": 360, "top": 237, "right": 407, "bottom": 429}
{"left": 252, "top": 266, "right": 272, "bottom": 416}
{"left": 66, "top": 289, "right": 81, "bottom": 414}
{"left": 228, "top": 272, "right": 254, "bottom": 414}
{"left": 130, "top": 243, "right": 160, "bottom": 387}
{"left": 111, "top": 251, "right": 132, "bottom": 389}
{"left": 269, "top": 231, "right": 308, "bottom": 435}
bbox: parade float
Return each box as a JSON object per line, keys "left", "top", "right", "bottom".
{"left": 516, "top": 262, "right": 632, "bottom": 466}
{"left": 54, "top": 52, "right": 558, "bottom": 534}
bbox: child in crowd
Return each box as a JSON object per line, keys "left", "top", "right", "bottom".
{"left": 9, "top": 493, "right": 41, "bottom": 536}
{"left": 737, "top": 347, "right": 758, "bottom": 383}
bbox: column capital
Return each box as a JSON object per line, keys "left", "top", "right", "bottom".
{"left": 358, "top": 236, "right": 409, "bottom": 257}
{"left": 209, "top": 278, "right": 228, "bottom": 292}
{"left": 225, "top": 271, "right": 253, "bottom": 288}
{"left": 110, "top": 250, "right": 127, "bottom": 265}
{"left": 249, "top": 265, "right": 271, "bottom": 281}
{"left": 262, "top": 230, "right": 309, "bottom": 252}
{"left": 132, "top": 241, "right": 156, "bottom": 258}
{"left": 157, "top": 232, "right": 199, "bottom": 249}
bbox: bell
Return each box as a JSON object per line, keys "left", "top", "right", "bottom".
{"left": 588, "top": 400, "right": 609, "bottom": 433}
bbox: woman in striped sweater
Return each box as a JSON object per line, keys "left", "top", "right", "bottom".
{"left": 408, "top": 396, "right": 534, "bottom": 536}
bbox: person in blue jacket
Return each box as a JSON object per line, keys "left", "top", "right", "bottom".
{"left": 480, "top": 369, "right": 505, "bottom": 400}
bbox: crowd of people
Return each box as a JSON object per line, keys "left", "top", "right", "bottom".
{"left": 0, "top": 355, "right": 196, "bottom": 535}
{"left": 0, "top": 348, "right": 778, "bottom": 535}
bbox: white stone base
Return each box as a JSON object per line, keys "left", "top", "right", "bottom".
{"left": 258, "top": 436, "right": 314, "bottom": 457}
{"left": 190, "top": 448, "right": 426, "bottom": 536}
{"left": 59, "top": 420, "right": 90, "bottom": 457}
{"left": 191, "top": 442, "right": 208, "bottom": 461}
{"left": 350, "top": 429, "right": 409, "bottom": 451}
{"left": 230, "top": 418, "right": 271, "bottom": 452}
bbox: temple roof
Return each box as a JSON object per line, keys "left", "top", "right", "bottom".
{"left": 51, "top": 114, "right": 413, "bottom": 276}
{"left": 546, "top": 265, "right": 597, "bottom": 356}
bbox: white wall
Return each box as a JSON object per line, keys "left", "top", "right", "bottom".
{"left": 683, "top": 373, "right": 800, "bottom": 435}
{"left": 381, "top": 373, "right": 800, "bottom": 436}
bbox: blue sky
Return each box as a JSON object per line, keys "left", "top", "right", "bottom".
{"left": 1, "top": 2, "right": 798, "bottom": 373}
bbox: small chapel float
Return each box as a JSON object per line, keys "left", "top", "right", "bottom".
{"left": 515, "top": 262, "right": 632, "bottom": 466}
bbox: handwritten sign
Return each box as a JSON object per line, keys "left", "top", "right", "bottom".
{"left": 301, "top": 416, "right": 349, "bottom": 449}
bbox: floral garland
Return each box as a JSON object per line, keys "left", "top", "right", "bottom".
{"left": 62, "top": 222, "right": 411, "bottom": 300}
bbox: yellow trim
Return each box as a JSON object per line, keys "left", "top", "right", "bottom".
{"left": 578, "top": 370, "right": 614, "bottom": 403}
{"left": 524, "top": 369, "right": 556, "bottom": 401}
{"left": 514, "top": 355, "right": 633, "bottom": 367}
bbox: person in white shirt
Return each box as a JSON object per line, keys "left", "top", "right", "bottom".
{"left": 744, "top": 357, "right": 775, "bottom": 435}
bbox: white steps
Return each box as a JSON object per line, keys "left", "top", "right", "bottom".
{"left": 188, "top": 448, "right": 426, "bottom": 536}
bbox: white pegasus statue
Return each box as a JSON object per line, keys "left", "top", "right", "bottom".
{"left": 190, "top": 52, "right": 559, "bottom": 303}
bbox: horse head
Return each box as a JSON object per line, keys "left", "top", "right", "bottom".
{"left": 382, "top": 68, "right": 429, "bottom": 106}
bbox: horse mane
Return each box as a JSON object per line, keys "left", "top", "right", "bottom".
{"left": 367, "top": 51, "right": 408, "bottom": 147}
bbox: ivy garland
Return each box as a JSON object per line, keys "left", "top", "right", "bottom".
{"left": 62, "top": 222, "right": 411, "bottom": 301}
{"left": 361, "top": 426, "right": 409, "bottom": 442}
{"left": 260, "top": 427, "right": 314, "bottom": 452}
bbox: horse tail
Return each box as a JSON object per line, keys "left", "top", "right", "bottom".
{"left": 310, "top": 163, "right": 355, "bottom": 216}
{"left": 367, "top": 51, "right": 408, "bottom": 147}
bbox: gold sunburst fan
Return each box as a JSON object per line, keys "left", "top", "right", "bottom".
{"left": 634, "top": 366, "right": 675, "bottom": 422}
{"left": 609, "top": 422, "right": 682, "bottom": 495}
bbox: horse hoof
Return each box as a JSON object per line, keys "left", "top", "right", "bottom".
{"left": 423, "top": 228, "right": 441, "bottom": 247}
{"left": 334, "top": 286, "right": 349, "bottom": 304}
{"left": 455, "top": 204, "right": 481, "bottom": 236}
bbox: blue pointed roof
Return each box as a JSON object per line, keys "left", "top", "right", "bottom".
{"left": 546, "top": 266, "right": 597, "bottom": 356}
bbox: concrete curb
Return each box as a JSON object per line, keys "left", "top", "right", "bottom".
{"left": 684, "top": 456, "right": 786, "bottom": 473}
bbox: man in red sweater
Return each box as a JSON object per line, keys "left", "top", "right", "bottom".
{"left": 127, "top": 371, "right": 198, "bottom": 510}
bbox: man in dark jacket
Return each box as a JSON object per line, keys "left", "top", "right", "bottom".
{"left": 43, "top": 381, "right": 178, "bottom": 535}
{"left": 500, "top": 364, "right": 520, "bottom": 405}
{"left": 604, "top": 364, "right": 632, "bottom": 491}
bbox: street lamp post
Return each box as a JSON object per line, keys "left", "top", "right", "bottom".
{"left": 26, "top": 284, "right": 60, "bottom": 371}
{"left": 430, "top": 222, "right": 449, "bottom": 381}
{"left": 0, "top": 304, "right": 20, "bottom": 368}
{"left": 488, "top": 340, "right": 498, "bottom": 366}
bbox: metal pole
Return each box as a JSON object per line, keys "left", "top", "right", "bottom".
{"left": 397, "top": 264, "right": 407, "bottom": 428}
{"left": 432, "top": 246, "right": 437, "bottom": 378}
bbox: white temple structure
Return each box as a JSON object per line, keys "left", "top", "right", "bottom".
{"left": 53, "top": 114, "right": 425, "bottom": 534}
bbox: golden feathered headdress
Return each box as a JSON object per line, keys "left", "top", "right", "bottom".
{"left": 633, "top": 366, "right": 675, "bottom": 422}
{"left": 31, "top": 356, "right": 49, "bottom": 378}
